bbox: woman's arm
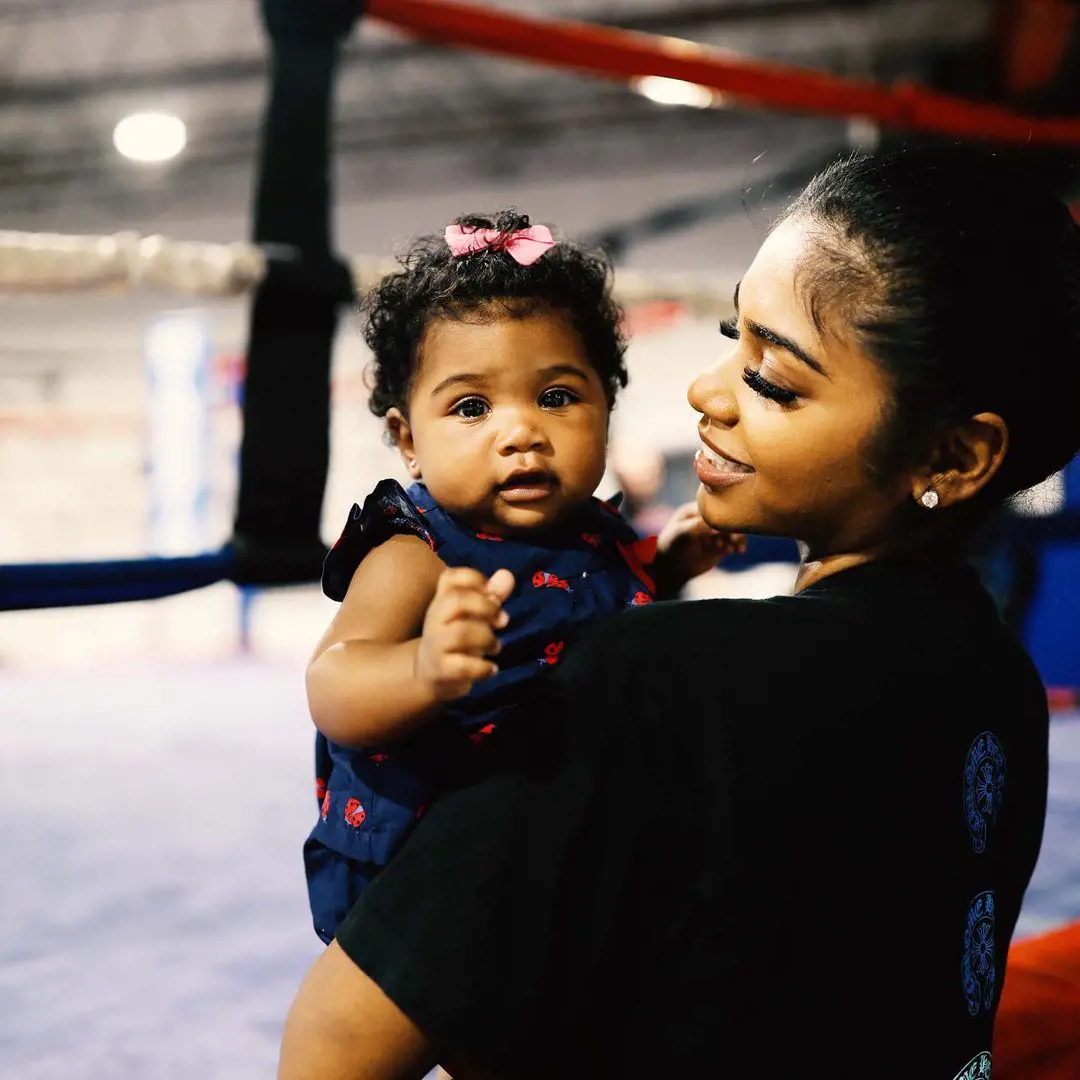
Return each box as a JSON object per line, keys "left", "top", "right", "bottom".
{"left": 278, "top": 940, "right": 436, "bottom": 1080}
{"left": 278, "top": 946, "right": 511, "bottom": 1080}
{"left": 306, "top": 535, "right": 513, "bottom": 748}
{"left": 283, "top": 603, "right": 705, "bottom": 1079}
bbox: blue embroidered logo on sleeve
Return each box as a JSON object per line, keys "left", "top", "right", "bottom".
{"left": 964, "top": 732, "right": 1005, "bottom": 855}
{"left": 962, "top": 891, "right": 997, "bottom": 1017}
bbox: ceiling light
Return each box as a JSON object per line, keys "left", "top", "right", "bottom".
{"left": 113, "top": 112, "right": 187, "bottom": 164}
{"left": 631, "top": 76, "right": 714, "bottom": 109}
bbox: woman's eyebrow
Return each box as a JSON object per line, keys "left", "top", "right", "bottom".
{"left": 745, "top": 319, "right": 829, "bottom": 378}
{"left": 733, "top": 280, "right": 829, "bottom": 379}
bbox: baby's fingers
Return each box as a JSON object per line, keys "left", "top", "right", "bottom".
{"left": 444, "top": 618, "right": 502, "bottom": 658}
{"left": 432, "top": 654, "right": 499, "bottom": 700}
{"left": 437, "top": 588, "right": 506, "bottom": 628}
{"left": 713, "top": 531, "right": 748, "bottom": 554}
{"left": 486, "top": 568, "right": 515, "bottom": 603}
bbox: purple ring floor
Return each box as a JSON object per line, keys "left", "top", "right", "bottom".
{"left": 2, "top": 661, "right": 1078, "bottom": 1079}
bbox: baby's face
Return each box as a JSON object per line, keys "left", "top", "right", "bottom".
{"left": 394, "top": 308, "right": 609, "bottom": 536}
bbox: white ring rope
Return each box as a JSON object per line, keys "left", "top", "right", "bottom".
{"left": 0, "top": 229, "right": 1065, "bottom": 515}
{"left": 0, "top": 230, "right": 736, "bottom": 316}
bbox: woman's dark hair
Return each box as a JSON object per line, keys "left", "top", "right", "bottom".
{"left": 362, "top": 209, "right": 628, "bottom": 416}
{"left": 783, "top": 144, "right": 1080, "bottom": 504}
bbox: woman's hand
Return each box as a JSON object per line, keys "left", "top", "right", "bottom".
{"left": 654, "top": 503, "right": 746, "bottom": 596}
{"left": 415, "top": 567, "right": 515, "bottom": 701}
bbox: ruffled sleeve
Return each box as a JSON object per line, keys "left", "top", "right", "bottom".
{"left": 592, "top": 491, "right": 658, "bottom": 595}
{"left": 322, "top": 479, "right": 437, "bottom": 602}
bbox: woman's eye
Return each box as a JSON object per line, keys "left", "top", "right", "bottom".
{"left": 539, "top": 387, "right": 578, "bottom": 408}
{"left": 742, "top": 367, "right": 799, "bottom": 407}
{"left": 452, "top": 397, "right": 489, "bottom": 418}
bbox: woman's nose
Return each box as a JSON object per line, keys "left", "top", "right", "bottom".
{"left": 688, "top": 358, "right": 739, "bottom": 428}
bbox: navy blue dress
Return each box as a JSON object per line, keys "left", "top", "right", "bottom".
{"left": 304, "top": 479, "right": 658, "bottom": 943}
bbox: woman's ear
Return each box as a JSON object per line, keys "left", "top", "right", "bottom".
{"left": 386, "top": 408, "right": 422, "bottom": 480}
{"left": 910, "top": 412, "right": 1009, "bottom": 509}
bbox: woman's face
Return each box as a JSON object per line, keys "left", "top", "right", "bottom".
{"left": 688, "top": 216, "right": 910, "bottom": 558}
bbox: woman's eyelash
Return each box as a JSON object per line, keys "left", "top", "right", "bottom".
{"left": 722, "top": 316, "right": 798, "bottom": 405}
{"left": 742, "top": 367, "right": 798, "bottom": 406}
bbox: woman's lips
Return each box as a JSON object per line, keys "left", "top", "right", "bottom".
{"left": 694, "top": 439, "right": 754, "bottom": 488}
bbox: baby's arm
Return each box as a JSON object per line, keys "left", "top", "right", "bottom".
{"left": 306, "top": 534, "right": 512, "bottom": 749}
{"left": 652, "top": 503, "right": 747, "bottom": 599}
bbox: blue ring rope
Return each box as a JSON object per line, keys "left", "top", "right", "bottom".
{"left": 2, "top": 513, "right": 1079, "bottom": 613}
{"left": 0, "top": 548, "right": 237, "bottom": 612}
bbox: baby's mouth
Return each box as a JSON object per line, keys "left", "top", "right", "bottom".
{"left": 497, "top": 471, "right": 558, "bottom": 502}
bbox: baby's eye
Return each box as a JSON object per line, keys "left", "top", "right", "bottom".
{"left": 452, "top": 397, "right": 489, "bottom": 419}
{"left": 539, "top": 387, "right": 579, "bottom": 408}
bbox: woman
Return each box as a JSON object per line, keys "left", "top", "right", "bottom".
{"left": 277, "top": 146, "right": 1080, "bottom": 1080}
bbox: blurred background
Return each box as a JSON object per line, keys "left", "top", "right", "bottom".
{"left": 1, "top": 1, "right": 1078, "bottom": 1077}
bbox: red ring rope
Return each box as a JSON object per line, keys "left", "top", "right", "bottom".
{"left": 368, "top": 0, "right": 1080, "bottom": 146}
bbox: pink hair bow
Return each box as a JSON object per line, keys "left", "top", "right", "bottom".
{"left": 444, "top": 223, "right": 555, "bottom": 266}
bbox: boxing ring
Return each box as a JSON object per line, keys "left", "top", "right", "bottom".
{"left": 2, "top": 1, "right": 1079, "bottom": 1077}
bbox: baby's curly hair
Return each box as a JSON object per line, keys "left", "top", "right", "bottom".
{"left": 361, "top": 209, "right": 628, "bottom": 416}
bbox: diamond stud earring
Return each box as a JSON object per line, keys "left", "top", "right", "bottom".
{"left": 919, "top": 488, "right": 940, "bottom": 509}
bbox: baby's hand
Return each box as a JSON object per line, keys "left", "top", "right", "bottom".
{"left": 656, "top": 503, "right": 747, "bottom": 588}
{"left": 416, "top": 567, "right": 515, "bottom": 702}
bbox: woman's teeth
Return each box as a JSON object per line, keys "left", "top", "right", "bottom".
{"left": 698, "top": 443, "right": 752, "bottom": 474}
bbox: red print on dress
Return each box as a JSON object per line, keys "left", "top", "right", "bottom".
{"left": 632, "top": 591, "right": 653, "bottom": 606}
{"left": 475, "top": 532, "right": 504, "bottom": 542}
{"left": 343, "top": 799, "right": 367, "bottom": 828}
{"left": 320, "top": 791, "right": 331, "bottom": 822}
{"left": 581, "top": 532, "right": 602, "bottom": 548}
{"left": 532, "top": 570, "right": 570, "bottom": 591}
{"left": 368, "top": 752, "right": 389, "bottom": 764}
{"left": 542, "top": 640, "right": 565, "bottom": 666}
{"left": 468, "top": 723, "right": 497, "bottom": 746}
{"left": 315, "top": 777, "right": 327, "bottom": 801}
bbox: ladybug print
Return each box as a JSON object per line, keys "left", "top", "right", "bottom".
{"left": 320, "top": 791, "right": 331, "bottom": 822}
{"left": 632, "top": 590, "right": 653, "bottom": 606}
{"left": 532, "top": 570, "right": 570, "bottom": 591}
{"left": 343, "top": 798, "right": 367, "bottom": 828}
{"left": 468, "top": 722, "right": 498, "bottom": 745}
{"left": 315, "top": 776, "right": 327, "bottom": 801}
{"left": 541, "top": 640, "right": 565, "bottom": 666}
